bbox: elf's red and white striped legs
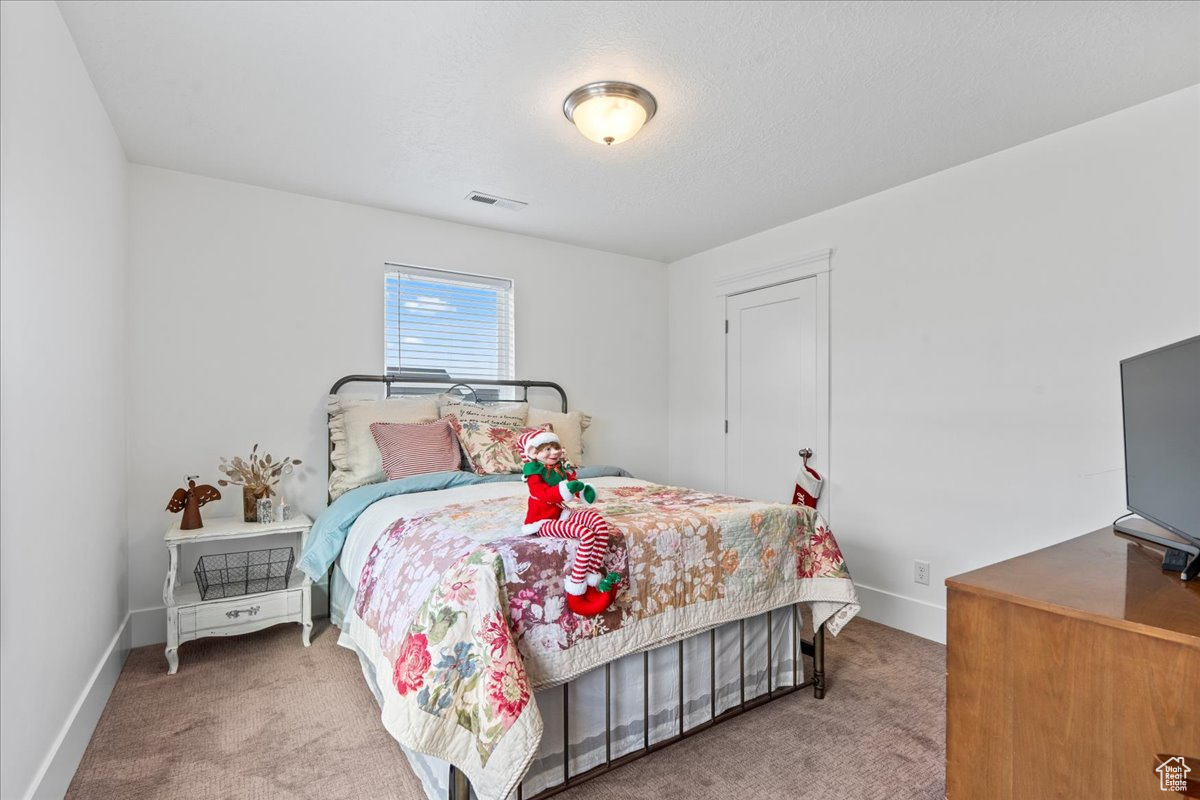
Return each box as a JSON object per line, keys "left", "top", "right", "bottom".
{"left": 538, "top": 508, "right": 612, "bottom": 595}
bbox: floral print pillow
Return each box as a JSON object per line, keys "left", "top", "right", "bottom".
{"left": 446, "top": 416, "right": 550, "bottom": 475}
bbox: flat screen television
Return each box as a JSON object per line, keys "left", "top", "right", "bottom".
{"left": 1114, "top": 334, "right": 1200, "bottom": 580}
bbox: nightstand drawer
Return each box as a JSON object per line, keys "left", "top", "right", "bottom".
{"left": 179, "top": 590, "right": 301, "bottom": 636}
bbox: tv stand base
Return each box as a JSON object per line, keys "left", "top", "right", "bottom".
{"left": 1113, "top": 518, "right": 1200, "bottom": 582}
{"left": 1177, "top": 549, "right": 1200, "bottom": 581}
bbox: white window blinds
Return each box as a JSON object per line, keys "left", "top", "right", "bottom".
{"left": 384, "top": 265, "right": 514, "bottom": 382}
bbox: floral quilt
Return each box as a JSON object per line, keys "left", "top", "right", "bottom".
{"left": 338, "top": 478, "right": 860, "bottom": 800}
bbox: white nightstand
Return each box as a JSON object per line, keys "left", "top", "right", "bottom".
{"left": 163, "top": 514, "right": 313, "bottom": 674}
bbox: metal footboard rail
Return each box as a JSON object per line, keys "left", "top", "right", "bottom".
{"left": 448, "top": 605, "right": 826, "bottom": 800}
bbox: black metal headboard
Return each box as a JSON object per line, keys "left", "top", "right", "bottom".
{"left": 327, "top": 375, "right": 569, "bottom": 480}
{"left": 329, "top": 374, "right": 567, "bottom": 411}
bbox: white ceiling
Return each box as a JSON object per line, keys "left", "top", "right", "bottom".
{"left": 58, "top": 1, "right": 1199, "bottom": 262}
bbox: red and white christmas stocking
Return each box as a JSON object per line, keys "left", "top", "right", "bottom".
{"left": 792, "top": 464, "right": 824, "bottom": 508}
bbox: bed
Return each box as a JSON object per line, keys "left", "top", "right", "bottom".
{"left": 299, "top": 376, "right": 861, "bottom": 800}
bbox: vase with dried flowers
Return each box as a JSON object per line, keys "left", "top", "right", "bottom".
{"left": 218, "top": 445, "right": 302, "bottom": 522}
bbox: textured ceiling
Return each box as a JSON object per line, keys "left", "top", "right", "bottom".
{"left": 58, "top": 1, "right": 1200, "bottom": 262}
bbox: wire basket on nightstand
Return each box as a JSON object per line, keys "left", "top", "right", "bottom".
{"left": 193, "top": 547, "right": 294, "bottom": 600}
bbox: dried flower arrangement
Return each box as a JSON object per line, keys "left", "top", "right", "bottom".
{"left": 218, "top": 444, "right": 301, "bottom": 495}
{"left": 219, "top": 445, "right": 302, "bottom": 520}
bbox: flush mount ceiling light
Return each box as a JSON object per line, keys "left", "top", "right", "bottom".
{"left": 563, "top": 81, "right": 657, "bottom": 146}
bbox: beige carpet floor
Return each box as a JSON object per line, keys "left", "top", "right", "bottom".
{"left": 66, "top": 617, "right": 945, "bottom": 800}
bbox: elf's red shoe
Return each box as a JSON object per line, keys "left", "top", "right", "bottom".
{"left": 566, "top": 573, "right": 621, "bottom": 617}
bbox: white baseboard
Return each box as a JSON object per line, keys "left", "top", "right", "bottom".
{"left": 853, "top": 583, "right": 946, "bottom": 644}
{"left": 130, "top": 606, "right": 167, "bottom": 647}
{"left": 26, "top": 615, "right": 131, "bottom": 800}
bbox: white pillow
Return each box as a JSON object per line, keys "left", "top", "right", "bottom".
{"left": 328, "top": 395, "right": 440, "bottom": 498}
{"left": 527, "top": 407, "right": 591, "bottom": 467}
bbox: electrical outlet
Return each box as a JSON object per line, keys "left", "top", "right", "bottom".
{"left": 914, "top": 560, "right": 931, "bottom": 586}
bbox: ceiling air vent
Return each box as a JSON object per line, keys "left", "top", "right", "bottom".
{"left": 465, "top": 191, "right": 528, "bottom": 211}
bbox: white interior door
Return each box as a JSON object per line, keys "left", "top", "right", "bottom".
{"left": 725, "top": 278, "right": 824, "bottom": 507}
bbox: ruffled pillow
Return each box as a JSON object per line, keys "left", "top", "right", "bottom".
{"left": 328, "top": 395, "right": 440, "bottom": 498}
{"left": 369, "top": 419, "right": 462, "bottom": 480}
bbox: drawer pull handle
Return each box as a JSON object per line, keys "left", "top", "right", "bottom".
{"left": 226, "top": 605, "right": 261, "bottom": 619}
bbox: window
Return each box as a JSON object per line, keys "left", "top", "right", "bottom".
{"left": 384, "top": 265, "right": 514, "bottom": 392}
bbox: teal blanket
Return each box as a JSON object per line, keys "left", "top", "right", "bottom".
{"left": 297, "top": 466, "right": 631, "bottom": 581}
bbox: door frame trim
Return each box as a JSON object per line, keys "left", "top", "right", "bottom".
{"left": 718, "top": 249, "right": 833, "bottom": 522}
{"left": 714, "top": 248, "right": 832, "bottom": 297}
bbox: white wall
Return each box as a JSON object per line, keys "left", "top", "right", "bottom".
{"left": 667, "top": 87, "right": 1200, "bottom": 642}
{"left": 0, "top": 3, "right": 130, "bottom": 798}
{"left": 126, "top": 166, "right": 668, "bottom": 641}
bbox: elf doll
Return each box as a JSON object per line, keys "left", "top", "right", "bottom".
{"left": 518, "top": 428, "right": 620, "bottom": 616}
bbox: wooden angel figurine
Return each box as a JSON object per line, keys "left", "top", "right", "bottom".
{"left": 166, "top": 476, "right": 221, "bottom": 530}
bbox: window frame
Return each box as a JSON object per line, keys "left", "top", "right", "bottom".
{"left": 383, "top": 263, "right": 516, "bottom": 390}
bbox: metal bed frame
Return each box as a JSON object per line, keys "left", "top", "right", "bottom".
{"left": 326, "top": 375, "right": 826, "bottom": 800}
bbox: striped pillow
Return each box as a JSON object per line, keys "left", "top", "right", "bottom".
{"left": 369, "top": 419, "right": 462, "bottom": 480}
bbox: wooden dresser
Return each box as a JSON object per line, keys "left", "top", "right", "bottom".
{"left": 946, "top": 527, "right": 1200, "bottom": 799}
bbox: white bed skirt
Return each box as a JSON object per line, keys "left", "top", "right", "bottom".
{"left": 331, "top": 568, "right": 807, "bottom": 800}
